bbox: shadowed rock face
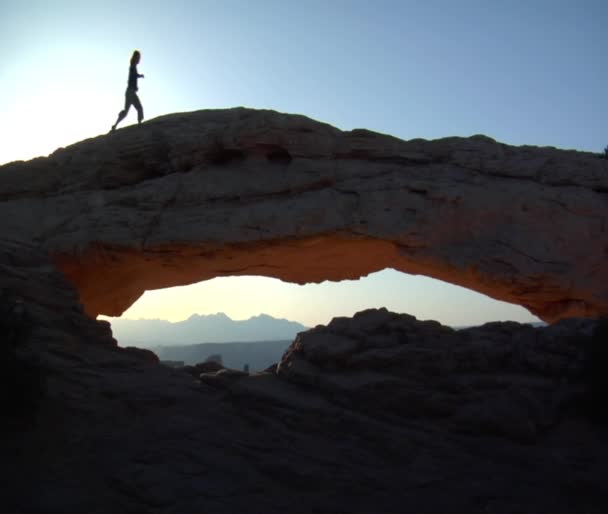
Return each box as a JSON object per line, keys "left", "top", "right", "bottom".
{"left": 0, "top": 227, "right": 606, "bottom": 512}
{"left": 1, "top": 108, "right": 607, "bottom": 320}
{"left": 278, "top": 308, "right": 596, "bottom": 443}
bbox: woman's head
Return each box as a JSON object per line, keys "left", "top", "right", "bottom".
{"left": 130, "top": 50, "right": 141, "bottom": 66}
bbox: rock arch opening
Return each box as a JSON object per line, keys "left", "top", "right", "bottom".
{"left": 100, "top": 267, "right": 541, "bottom": 373}
{"left": 54, "top": 232, "right": 594, "bottom": 327}
{"left": 1, "top": 109, "right": 603, "bottom": 324}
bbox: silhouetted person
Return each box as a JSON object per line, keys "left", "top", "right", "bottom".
{"left": 111, "top": 50, "right": 145, "bottom": 132}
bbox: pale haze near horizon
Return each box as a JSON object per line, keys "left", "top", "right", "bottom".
{"left": 1, "top": 1, "right": 606, "bottom": 327}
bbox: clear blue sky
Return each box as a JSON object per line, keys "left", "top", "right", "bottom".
{"left": 1, "top": 1, "right": 606, "bottom": 326}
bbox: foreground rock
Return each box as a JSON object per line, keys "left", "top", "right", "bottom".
{"left": 1, "top": 108, "right": 607, "bottom": 321}
{"left": 1, "top": 241, "right": 606, "bottom": 514}
{"left": 278, "top": 308, "right": 597, "bottom": 443}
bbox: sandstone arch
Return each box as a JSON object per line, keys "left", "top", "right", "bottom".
{"left": 1, "top": 108, "right": 606, "bottom": 322}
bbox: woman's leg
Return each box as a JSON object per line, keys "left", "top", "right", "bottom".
{"left": 112, "top": 91, "right": 133, "bottom": 131}
{"left": 132, "top": 92, "right": 144, "bottom": 124}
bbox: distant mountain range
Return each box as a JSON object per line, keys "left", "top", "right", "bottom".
{"left": 108, "top": 313, "right": 309, "bottom": 348}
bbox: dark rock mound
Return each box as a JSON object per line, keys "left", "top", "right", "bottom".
{"left": 278, "top": 308, "right": 596, "bottom": 443}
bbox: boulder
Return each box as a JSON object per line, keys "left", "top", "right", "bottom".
{"left": 278, "top": 308, "right": 597, "bottom": 442}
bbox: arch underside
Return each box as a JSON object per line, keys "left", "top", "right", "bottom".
{"left": 53, "top": 234, "right": 599, "bottom": 324}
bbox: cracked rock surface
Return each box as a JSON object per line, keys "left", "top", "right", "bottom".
{"left": 1, "top": 108, "right": 607, "bottom": 320}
